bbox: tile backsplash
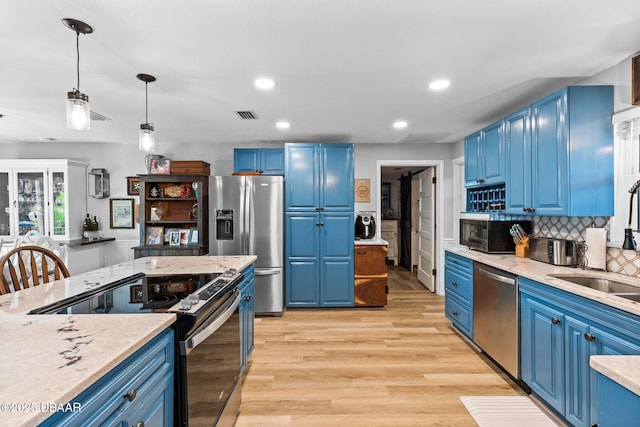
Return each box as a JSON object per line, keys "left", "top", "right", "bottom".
{"left": 533, "top": 216, "right": 640, "bottom": 277}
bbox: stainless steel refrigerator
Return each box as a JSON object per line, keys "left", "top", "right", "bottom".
{"left": 209, "top": 175, "right": 284, "bottom": 315}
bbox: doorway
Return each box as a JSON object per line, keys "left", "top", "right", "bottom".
{"left": 378, "top": 160, "right": 444, "bottom": 294}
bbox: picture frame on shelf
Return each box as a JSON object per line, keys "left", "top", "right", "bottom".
{"left": 169, "top": 231, "right": 181, "bottom": 246}
{"left": 146, "top": 226, "right": 164, "bottom": 245}
{"left": 188, "top": 227, "right": 199, "bottom": 245}
{"left": 109, "top": 198, "right": 135, "bottom": 229}
{"left": 179, "top": 229, "right": 190, "bottom": 245}
{"left": 164, "top": 227, "right": 179, "bottom": 243}
{"left": 150, "top": 159, "right": 171, "bottom": 174}
{"left": 126, "top": 176, "right": 140, "bottom": 196}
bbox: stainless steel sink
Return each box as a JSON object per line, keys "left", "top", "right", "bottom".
{"left": 551, "top": 275, "right": 640, "bottom": 293}
{"left": 550, "top": 275, "right": 640, "bottom": 301}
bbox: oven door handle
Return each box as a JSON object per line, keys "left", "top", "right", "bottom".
{"left": 181, "top": 292, "right": 241, "bottom": 356}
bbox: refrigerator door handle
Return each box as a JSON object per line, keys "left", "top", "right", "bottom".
{"left": 255, "top": 268, "right": 282, "bottom": 276}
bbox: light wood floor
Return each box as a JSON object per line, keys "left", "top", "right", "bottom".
{"left": 387, "top": 265, "right": 427, "bottom": 292}
{"left": 236, "top": 292, "right": 526, "bottom": 427}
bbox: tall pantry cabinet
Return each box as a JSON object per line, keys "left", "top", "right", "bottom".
{"left": 284, "top": 143, "right": 355, "bottom": 307}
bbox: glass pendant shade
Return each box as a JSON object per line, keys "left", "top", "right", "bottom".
{"left": 66, "top": 90, "right": 90, "bottom": 131}
{"left": 139, "top": 123, "right": 155, "bottom": 152}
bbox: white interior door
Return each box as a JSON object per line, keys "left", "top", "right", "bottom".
{"left": 417, "top": 168, "right": 435, "bottom": 292}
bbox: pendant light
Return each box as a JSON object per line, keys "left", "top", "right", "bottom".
{"left": 137, "top": 73, "right": 156, "bottom": 152}
{"left": 62, "top": 18, "right": 93, "bottom": 131}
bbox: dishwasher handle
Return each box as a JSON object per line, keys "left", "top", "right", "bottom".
{"left": 476, "top": 267, "right": 516, "bottom": 285}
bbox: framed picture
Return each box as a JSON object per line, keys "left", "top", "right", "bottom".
{"left": 188, "top": 227, "right": 199, "bottom": 245}
{"left": 633, "top": 54, "right": 640, "bottom": 105}
{"left": 150, "top": 159, "right": 171, "bottom": 174}
{"left": 169, "top": 231, "right": 181, "bottom": 246}
{"left": 126, "top": 176, "right": 140, "bottom": 196}
{"left": 179, "top": 229, "right": 190, "bottom": 245}
{"left": 110, "top": 198, "right": 135, "bottom": 229}
{"left": 146, "top": 226, "right": 164, "bottom": 245}
{"left": 129, "top": 285, "right": 143, "bottom": 303}
{"left": 164, "top": 227, "right": 179, "bottom": 243}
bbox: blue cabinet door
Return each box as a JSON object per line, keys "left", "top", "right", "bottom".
{"left": 320, "top": 144, "right": 354, "bottom": 211}
{"left": 520, "top": 295, "right": 565, "bottom": 414}
{"left": 320, "top": 212, "right": 354, "bottom": 306}
{"left": 564, "top": 316, "right": 591, "bottom": 427}
{"left": 531, "top": 89, "right": 568, "bottom": 215}
{"left": 260, "top": 149, "right": 285, "bottom": 175}
{"left": 285, "top": 212, "right": 320, "bottom": 307}
{"left": 240, "top": 264, "right": 255, "bottom": 370}
{"left": 464, "top": 131, "right": 482, "bottom": 187}
{"left": 505, "top": 107, "right": 532, "bottom": 214}
{"left": 285, "top": 144, "right": 319, "bottom": 211}
{"left": 597, "top": 374, "right": 640, "bottom": 427}
{"left": 234, "top": 149, "right": 260, "bottom": 173}
{"left": 482, "top": 120, "right": 505, "bottom": 185}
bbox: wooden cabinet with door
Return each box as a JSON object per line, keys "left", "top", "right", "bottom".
{"left": 354, "top": 243, "right": 388, "bottom": 306}
{"left": 380, "top": 220, "right": 398, "bottom": 265}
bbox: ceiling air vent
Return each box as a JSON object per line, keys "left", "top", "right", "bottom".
{"left": 235, "top": 110, "right": 258, "bottom": 120}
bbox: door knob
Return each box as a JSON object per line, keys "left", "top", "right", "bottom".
{"left": 551, "top": 317, "right": 561, "bottom": 325}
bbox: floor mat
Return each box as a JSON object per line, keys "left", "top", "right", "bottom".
{"left": 460, "top": 396, "right": 558, "bottom": 426}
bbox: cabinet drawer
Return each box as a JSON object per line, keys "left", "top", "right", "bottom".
{"left": 354, "top": 277, "right": 388, "bottom": 307}
{"left": 444, "top": 251, "right": 473, "bottom": 275}
{"left": 445, "top": 294, "right": 472, "bottom": 338}
{"left": 445, "top": 268, "right": 472, "bottom": 304}
{"left": 381, "top": 231, "right": 395, "bottom": 241}
{"left": 354, "top": 245, "right": 387, "bottom": 276}
{"left": 381, "top": 221, "right": 397, "bottom": 231}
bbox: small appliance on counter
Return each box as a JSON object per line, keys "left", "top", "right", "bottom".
{"left": 355, "top": 213, "right": 376, "bottom": 239}
{"left": 460, "top": 217, "right": 533, "bottom": 253}
{"left": 528, "top": 236, "right": 579, "bottom": 267}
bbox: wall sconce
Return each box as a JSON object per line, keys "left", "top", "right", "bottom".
{"left": 137, "top": 73, "right": 156, "bottom": 152}
{"left": 62, "top": 18, "right": 93, "bottom": 131}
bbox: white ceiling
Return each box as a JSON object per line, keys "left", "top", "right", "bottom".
{"left": 2, "top": 0, "right": 640, "bottom": 149}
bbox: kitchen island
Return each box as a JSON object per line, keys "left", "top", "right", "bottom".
{"left": 0, "top": 255, "right": 256, "bottom": 427}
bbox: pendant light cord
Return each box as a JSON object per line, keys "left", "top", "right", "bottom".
{"left": 145, "top": 82, "right": 149, "bottom": 124}
{"left": 75, "top": 31, "right": 80, "bottom": 91}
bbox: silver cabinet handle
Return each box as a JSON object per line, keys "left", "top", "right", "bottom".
{"left": 477, "top": 267, "right": 516, "bottom": 285}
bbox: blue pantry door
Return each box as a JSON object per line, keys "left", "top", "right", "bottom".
{"left": 285, "top": 144, "right": 319, "bottom": 211}
{"left": 320, "top": 212, "right": 354, "bottom": 306}
{"left": 285, "top": 212, "right": 320, "bottom": 306}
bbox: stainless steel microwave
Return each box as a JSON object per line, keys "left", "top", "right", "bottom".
{"left": 460, "top": 219, "right": 533, "bottom": 253}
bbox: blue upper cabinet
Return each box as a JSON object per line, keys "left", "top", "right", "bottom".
{"left": 504, "top": 86, "right": 614, "bottom": 216}
{"left": 505, "top": 107, "right": 532, "bottom": 213}
{"left": 464, "top": 121, "right": 506, "bottom": 188}
{"left": 285, "top": 143, "right": 354, "bottom": 211}
{"left": 234, "top": 148, "right": 284, "bottom": 175}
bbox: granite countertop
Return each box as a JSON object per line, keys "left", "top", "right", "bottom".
{"left": 354, "top": 238, "right": 388, "bottom": 246}
{"left": 0, "top": 255, "right": 256, "bottom": 426}
{"left": 590, "top": 355, "right": 640, "bottom": 397}
{"left": 445, "top": 243, "right": 640, "bottom": 397}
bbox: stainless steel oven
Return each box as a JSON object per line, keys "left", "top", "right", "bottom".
{"left": 30, "top": 269, "right": 245, "bottom": 427}
{"left": 177, "top": 287, "right": 241, "bottom": 427}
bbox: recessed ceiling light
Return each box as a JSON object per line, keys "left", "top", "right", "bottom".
{"left": 254, "top": 78, "right": 275, "bottom": 90}
{"left": 393, "top": 120, "right": 408, "bottom": 129}
{"left": 429, "top": 79, "right": 451, "bottom": 91}
{"left": 39, "top": 137, "right": 56, "bottom": 142}
{"left": 276, "top": 121, "right": 290, "bottom": 129}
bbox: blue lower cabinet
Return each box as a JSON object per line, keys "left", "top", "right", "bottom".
{"left": 519, "top": 277, "right": 640, "bottom": 427}
{"left": 286, "top": 212, "right": 354, "bottom": 307}
{"left": 240, "top": 264, "right": 255, "bottom": 371}
{"left": 444, "top": 251, "right": 473, "bottom": 339}
{"left": 596, "top": 374, "right": 640, "bottom": 427}
{"left": 40, "top": 328, "right": 174, "bottom": 427}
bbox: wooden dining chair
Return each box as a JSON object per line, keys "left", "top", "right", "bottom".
{"left": 0, "top": 245, "right": 70, "bottom": 295}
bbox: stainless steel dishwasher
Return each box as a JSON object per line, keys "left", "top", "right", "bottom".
{"left": 473, "top": 262, "right": 519, "bottom": 378}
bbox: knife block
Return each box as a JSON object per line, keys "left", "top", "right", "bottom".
{"left": 515, "top": 237, "right": 529, "bottom": 258}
